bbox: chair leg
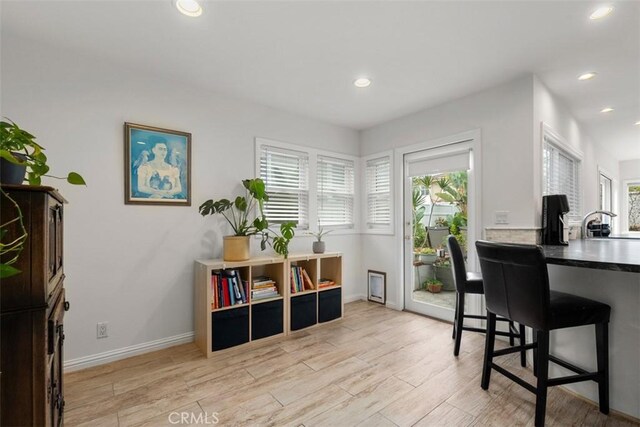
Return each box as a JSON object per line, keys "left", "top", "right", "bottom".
{"left": 481, "top": 311, "right": 496, "bottom": 390}
{"left": 595, "top": 322, "right": 610, "bottom": 415}
{"left": 508, "top": 320, "right": 515, "bottom": 346}
{"left": 452, "top": 292, "right": 459, "bottom": 339}
{"left": 453, "top": 292, "right": 465, "bottom": 356}
{"left": 534, "top": 330, "right": 549, "bottom": 427}
{"left": 532, "top": 329, "right": 538, "bottom": 377}
{"left": 519, "top": 323, "right": 527, "bottom": 367}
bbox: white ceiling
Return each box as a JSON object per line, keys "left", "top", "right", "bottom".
{"left": 2, "top": 0, "right": 639, "bottom": 160}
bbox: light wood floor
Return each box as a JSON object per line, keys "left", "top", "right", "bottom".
{"left": 65, "top": 301, "right": 638, "bottom": 427}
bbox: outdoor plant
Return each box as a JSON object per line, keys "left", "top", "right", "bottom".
{"left": 0, "top": 119, "right": 86, "bottom": 186}
{"left": 413, "top": 175, "right": 452, "bottom": 248}
{"left": 0, "top": 119, "right": 87, "bottom": 278}
{"left": 198, "top": 178, "right": 296, "bottom": 257}
{"left": 425, "top": 278, "right": 443, "bottom": 293}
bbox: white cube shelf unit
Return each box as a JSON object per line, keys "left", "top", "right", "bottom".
{"left": 194, "top": 252, "right": 343, "bottom": 357}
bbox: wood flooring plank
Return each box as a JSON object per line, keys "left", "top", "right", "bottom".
{"left": 413, "top": 402, "right": 475, "bottom": 427}
{"left": 270, "top": 357, "right": 371, "bottom": 406}
{"left": 304, "top": 376, "right": 414, "bottom": 427}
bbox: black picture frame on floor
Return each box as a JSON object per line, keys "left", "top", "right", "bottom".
{"left": 367, "top": 270, "right": 386, "bottom": 304}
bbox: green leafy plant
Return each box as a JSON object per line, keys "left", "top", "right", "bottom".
{"left": 0, "top": 189, "right": 27, "bottom": 278}
{"left": 424, "top": 278, "right": 443, "bottom": 293}
{"left": 0, "top": 119, "right": 86, "bottom": 186}
{"left": 199, "top": 178, "right": 296, "bottom": 257}
{"left": 414, "top": 247, "right": 436, "bottom": 255}
{"left": 310, "top": 225, "right": 332, "bottom": 242}
{"left": 1, "top": 119, "right": 87, "bottom": 279}
{"left": 413, "top": 175, "right": 451, "bottom": 248}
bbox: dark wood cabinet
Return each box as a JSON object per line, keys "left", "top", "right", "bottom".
{"left": 1, "top": 185, "right": 68, "bottom": 426}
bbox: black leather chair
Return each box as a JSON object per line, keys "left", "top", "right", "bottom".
{"left": 447, "top": 235, "right": 525, "bottom": 361}
{"left": 475, "top": 240, "right": 610, "bottom": 427}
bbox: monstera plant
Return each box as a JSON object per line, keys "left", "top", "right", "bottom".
{"left": 199, "top": 178, "right": 295, "bottom": 259}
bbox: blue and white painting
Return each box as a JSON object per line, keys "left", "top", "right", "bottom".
{"left": 125, "top": 123, "right": 191, "bottom": 205}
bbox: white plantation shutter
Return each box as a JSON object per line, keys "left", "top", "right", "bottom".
{"left": 260, "top": 145, "right": 309, "bottom": 228}
{"left": 366, "top": 156, "right": 391, "bottom": 228}
{"left": 543, "top": 137, "right": 581, "bottom": 220}
{"left": 317, "top": 155, "right": 355, "bottom": 228}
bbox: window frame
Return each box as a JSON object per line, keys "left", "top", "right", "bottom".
{"left": 361, "top": 151, "right": 394, "bottom": 235}
{"left": 255, "top": 137, "right": 360, "bottom": 234}
{"left": 541, "top": 123, "right": 583, "bottom": 223}
{"left": 622, "top": 179, "right": 640, "bottom": 234}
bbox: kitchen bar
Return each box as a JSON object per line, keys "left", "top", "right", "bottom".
{"left": 542, "top": 238, "right": 640, "bottom": 419}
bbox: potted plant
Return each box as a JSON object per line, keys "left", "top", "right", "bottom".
{"left": 199, "top": 178, "right": 295, "bottom": 261}
{"left": 310, "top": 226, "right": 331, "bottom": 254}
{"left": 414, "top": 246, "right": 437, "bottom": 264}
{"left": 1, "top": 119, "right": 86, "bottom": 278}
{"left": 434, "top": 257, "right": 455, "bottom": 291}
{"left": 0, "top": 119, "right": 85, "bottom": 186}
{"left": 425, "top": 278, "right": 443, "bottom": 293}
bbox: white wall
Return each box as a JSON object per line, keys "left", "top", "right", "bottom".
{"left": 1, "top": 35, "right": 362, "bottom": 363}
{"left": 533, "top": 77, "right": 620, "bottom": 228}
{"left": 360, "top": 75, "right": 535, "bottom": 309}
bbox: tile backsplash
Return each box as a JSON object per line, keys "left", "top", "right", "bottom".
{"left": 484, "top": 228, "right": 541, "bottom": 244}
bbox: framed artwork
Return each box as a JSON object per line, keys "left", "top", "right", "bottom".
{"left": 124, "top": 122, "right": 191, "bottom": 206}
{"left": 367, "top": 270, "right": 386, "bottom": 304}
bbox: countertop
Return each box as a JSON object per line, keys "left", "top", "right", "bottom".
{"left": 542, "top": 239, "right": 640, "bottom": 273}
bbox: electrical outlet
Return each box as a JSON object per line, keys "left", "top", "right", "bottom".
{"left": 97, "top": 322, "right": 108, "bottom": 339}
{"left": 495, "top": 211, "right": 510, "bottom": 224}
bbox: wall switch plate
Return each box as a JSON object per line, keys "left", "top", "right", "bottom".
{"left": 495, "top": 211, "right": 509, "bottom": 224}
{"left": 97, "top": 322, "right": 108, "bottom": 339}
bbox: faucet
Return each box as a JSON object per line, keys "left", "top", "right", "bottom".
{"left": 581, "top": 210, "right": 617, "bottom": 239}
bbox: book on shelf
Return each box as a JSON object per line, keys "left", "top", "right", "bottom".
{"left": 211, "top": 269, "right": 249, "bottom": 309}
{"left": 290, "top": 265, "right": 315, "bottom": 294}
{"left": 250, "top": 275, "right": 280, "bottom": 301}
{"left": 318, "top": 278, "right": 336, "bottom": 289}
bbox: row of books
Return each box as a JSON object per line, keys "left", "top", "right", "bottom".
{"left": 252, "top": 276, "right": 280, "bottom": 301}
{"left": 291, "top": 266, "right": 315, "bottom": 293}
{"left": 211, "top": 270, "right": 249, "bottom": 309}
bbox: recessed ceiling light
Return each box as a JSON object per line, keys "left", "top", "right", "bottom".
{"left": 590, "top": 6, "right": 613, "bottom": 20}
{"left": 578, "top": 72, "right": 597, "bottom": 81}
{"left": 600, "top": 107, "right": 614, "bottom": 113}
{"left": 354, "top": 78, "right": 372, "bottom": 88}
{"left": 635, "top": 121, "right": 640, "bottom": 126}
{"left": 174, "top": 0, "right": 203, "bottom": 17}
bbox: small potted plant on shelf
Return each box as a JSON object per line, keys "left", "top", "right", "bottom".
{"left": 0, "top": 118, "right": 86, "bottom": 278}
{"left": 425, "top": 278, "right": 443, "bottom": 293}
{"left": 199, "top": 178, "right": 295, "bottom": 261}
{"left": 310, "top": 226, "right": 331, "bottom": 254}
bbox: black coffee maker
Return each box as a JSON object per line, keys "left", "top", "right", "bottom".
{"left": 542, "top": 195, "right": 570, "bottom": 245}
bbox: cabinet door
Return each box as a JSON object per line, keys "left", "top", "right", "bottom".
{"left": 48, "top": 290, "right": 65, "bottom": 426}
{"left": 47, "top": 198, "right": 64, "bottom": 298}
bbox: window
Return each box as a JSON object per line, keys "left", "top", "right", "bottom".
{"left": 259, "top": 145, "right": 309, "bottom": 229}
{"left": 317, "top": 155, "right": 355, "bottom": 228}
{"left": 256, "top": 138, "right": 359, "bottom": 232}
{"left": 599, "top": 171, "right": 613, "bottom": 225}
{"left": 366, "top": 155, "right": 391, "bottom": 228}
{"left": 626, "top": 181, "right": 640, "bottom": 232}
{"left": 542, "top": 134, "right": 581, "bottom": 221}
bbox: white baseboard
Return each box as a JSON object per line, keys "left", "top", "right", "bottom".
{"left": 385, "top": 301, "right": 401, "bottom": 311}
{"left": 64, "top": 332, "right": 194, "bottom": 372}
{"left": 344, "top": 293, "right": 366, "bottom": 303}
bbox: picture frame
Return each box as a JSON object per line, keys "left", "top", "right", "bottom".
{"left": 124, "top": 122, "right": 191, "bottom": 206}
{"left": 367, "top": 270, "right": 386, "bottom": 304}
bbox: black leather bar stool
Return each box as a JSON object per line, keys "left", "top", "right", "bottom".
{"left": 447, "top": 235, "right": 525, "bottom": 361}
{"left": 475, "top": 240, "right": 610, "bottom": 427}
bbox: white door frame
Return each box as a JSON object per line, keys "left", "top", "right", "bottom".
{"left": 393, "top": 129, "right": 482, "bottom": 317}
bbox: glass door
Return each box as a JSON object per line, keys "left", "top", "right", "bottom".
{"left": 403, "top": 145, "right": 472, "bottom": 320}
